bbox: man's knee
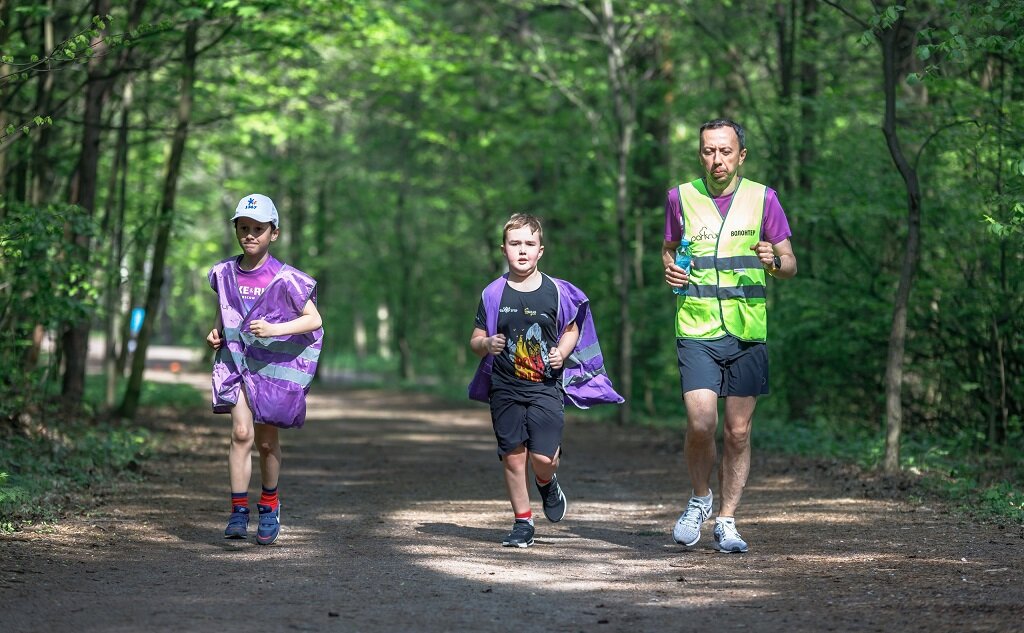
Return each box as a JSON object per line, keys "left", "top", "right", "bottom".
{"left": 723, "top": 422, "right": 751, "bottom": 447}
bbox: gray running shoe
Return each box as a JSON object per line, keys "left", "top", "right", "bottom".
{"left": 502, "top": 520, "right": 535, "bottom": 548}
{"left": 536, "top": 474, "right": 567, "bottom": 523}
{"left": 713, "top": 518, "right": 748, "bottom": 553}
{"left": 672, "top": 492, "right": 713, "bottom": 547}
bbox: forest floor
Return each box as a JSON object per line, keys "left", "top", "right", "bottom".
{"left": 2, "top": 367, "right": 1022, "bottom": 633}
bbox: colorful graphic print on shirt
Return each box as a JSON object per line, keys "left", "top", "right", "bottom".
{"left": 475, "top": 275, "right": 560, "bottom": 387}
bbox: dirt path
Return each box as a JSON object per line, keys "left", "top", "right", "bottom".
{"left": 2, "top": 376, "right": 1022, "bottom": 632}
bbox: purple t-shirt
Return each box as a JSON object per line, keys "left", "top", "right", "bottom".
{"left": 663, "top": 179, "right": 792, "bottom": 245}
{"left": 235, "top": 256, "right": 282, "bottom": 313}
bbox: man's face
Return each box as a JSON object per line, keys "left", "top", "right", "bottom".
{"left": 699, "top": 126, "right": 746, "bottom": 189}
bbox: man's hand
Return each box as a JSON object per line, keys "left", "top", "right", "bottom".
{"left": 751, "top": 241, "right": 776, "bottom": 269}
{"left": 206, "top": 328, "right": 222, "bottom": 350}
{"left": 665, "top": 262, "right": 690, "bottom": 289}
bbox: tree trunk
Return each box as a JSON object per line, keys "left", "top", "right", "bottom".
{"left": 879, "top": 17, "right": 922, "bottom": 473}
{"left": 393, "top": 188, "right": 415, "bottom": 381}
{"left": 103, "top": 81, "right": 133, "bottom": 407}
{"left": 61, "top": 0, "right": 113, "bottom": 409}
{"left": 119, "top": 21, "right": 199, "bottom": 420}
{"left": 0, "top": 0, "right": 10, "bottom": 198}
{"left": 599, "top": 0, "right": 635, "bottom": 425}
{"left": 17, "top": 3, "right": 55, "bottom": 373}
{"left": 773, "top": 0, "right": 796, "bottom": 191}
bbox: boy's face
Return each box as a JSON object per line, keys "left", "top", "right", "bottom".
{"left": 502, "top": 225, "right": 544, "bottom": 278}
{"left": 234, "top": 216, "right": 278, "bottom": 259}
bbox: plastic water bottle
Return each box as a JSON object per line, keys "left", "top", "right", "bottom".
{"left": 672, "top": 239, "right": 691, "bottom": 296}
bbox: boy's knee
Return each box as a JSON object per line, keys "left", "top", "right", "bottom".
{"left": 531, "top": 453, "right": 556, "bottom": 468}
{"left": 232, "top": 426, "right": 254, "bottom": 444}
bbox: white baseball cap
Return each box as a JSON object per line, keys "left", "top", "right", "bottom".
{"left": 231, "top": 193, "right": 279, "bottom": 226}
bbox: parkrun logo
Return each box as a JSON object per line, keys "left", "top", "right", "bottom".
{"left": 731, "top": 229, "right": 756, "bottom": 237}
{"left": 690, "top": 227, "right": 718, "bottom": 242}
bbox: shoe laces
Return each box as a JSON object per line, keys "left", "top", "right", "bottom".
{"left": 511, "top": 521, "right": 533, "bottom": 536}
{"left": 542, "top": 482, "right": 561, "bottom": 505}
{"left": 678, "top": 497, "right": 711, "bottom": 530}
{"left": 716, "top": 519, "right": 742, "bottom": 542}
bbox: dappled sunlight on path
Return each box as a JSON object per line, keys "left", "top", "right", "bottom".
{"left": 2, "top": 378, "right": 1022, "bottom": 632}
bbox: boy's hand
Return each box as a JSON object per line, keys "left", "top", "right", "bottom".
{"left": 206, "top": 328, "right": 222, "bottom": 350}
{"left": 485, "top": 334, "right": 506, "bottom": 355}
{"left": 548, "top": 347, "right": 564, "bottom": 370}
{"left": 249, "top": 319, "right": 277, "bottom": 338}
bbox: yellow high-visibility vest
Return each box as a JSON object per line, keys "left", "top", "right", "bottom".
{"left": 675, "top": 177, "right": 768, "bottom": 341}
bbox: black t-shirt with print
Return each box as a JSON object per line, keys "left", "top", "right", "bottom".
{"left": 474, "top": 276, "right": 561, "bottom": 394}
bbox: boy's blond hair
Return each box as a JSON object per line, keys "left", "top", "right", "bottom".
{"left": 502, "top": 213, "right": 544, "bottom": 245}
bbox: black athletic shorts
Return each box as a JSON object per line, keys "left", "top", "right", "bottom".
{"left": 676, "top": 336, "right": 769, "bottom": 397}
{"left": 488, "top": 385, "right": 565, "bottom": 459}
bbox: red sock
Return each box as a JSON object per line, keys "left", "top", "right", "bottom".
{"left": 260, "top": 486, "right": 279, "bottom": 510}
{"left": 515, "top": 510, "right": 532, "bottom": 522}
{"left": 536, "top": 476, "right": 551, "bottom": 486}
{"left": 231, "top": 492, "right": 248, "bottom": 510}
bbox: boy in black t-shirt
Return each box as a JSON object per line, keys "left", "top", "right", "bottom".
{"left": 470, "top": 214, "right": 580, "bottom": 548}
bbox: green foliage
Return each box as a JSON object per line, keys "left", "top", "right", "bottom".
{"left": 0, "top": 421, "right": 155, "bottom": 530}
{"left": 0, "top": 376, "right": 198, "bottom": 531}
{"left": 1, "top": 0, "right": 1022, "bottom": 520}
{"left": 0, "top": 203, "right": 99, "bottom": 420}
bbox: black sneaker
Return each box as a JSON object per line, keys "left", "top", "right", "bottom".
{"left": 536, "top": 474, "right": 567, "bottom": 523}
{"left": 501, "top": 520, "right": 535, "bottom": 548}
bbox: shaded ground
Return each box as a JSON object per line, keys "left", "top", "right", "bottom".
{"left": 2, "top": 372, "right": 1022, "bottom": 633}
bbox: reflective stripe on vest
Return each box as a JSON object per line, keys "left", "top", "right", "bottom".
{"left": 675, "top": 178, "right": 768, "bottom": 341}
{"left": 222, "top": 327, "right": 320, "bottom": 388}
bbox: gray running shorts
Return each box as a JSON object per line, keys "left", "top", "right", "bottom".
{"left": 676, "top": 336, "right": 769, "bottom": 397}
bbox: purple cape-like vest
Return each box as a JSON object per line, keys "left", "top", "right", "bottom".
{"left": 467, "top": 273, "right": 624, "bottom": 409}
{"left": 208, "top": 255, "right": 323, "bottom": 428}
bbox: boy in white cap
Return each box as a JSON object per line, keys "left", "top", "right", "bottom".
{"left": 206, "top": 193, "right": 324, "bottom": 545}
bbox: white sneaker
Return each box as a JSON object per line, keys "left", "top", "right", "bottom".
{"left": 713, "top": 517, "right": 748, "bottom": 553}
{"left": 672, "top": 491, "right": 713, "bottom": 547}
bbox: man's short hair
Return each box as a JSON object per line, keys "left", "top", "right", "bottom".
{"left": 699, "top": 118, "right": 746, "bottom": 151}
{"left": 502, "top": 213, "right": 544, "bottom": 245}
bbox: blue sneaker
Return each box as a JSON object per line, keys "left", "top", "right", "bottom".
{"left": 256, "top": 504, "right": 281, "bottom": 545}
{"left": 224, "top": 506, "right": 250, "bottom": 539}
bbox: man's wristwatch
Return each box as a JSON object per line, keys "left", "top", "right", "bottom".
{"left": 772, "top": 255, "right": 782, "bottom": 271}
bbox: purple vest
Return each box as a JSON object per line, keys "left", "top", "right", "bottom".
{"left": 468, "top": 274, "right": 624, "bottom": 409}
{"left": 208, "top": 255, "right": 324, "bottom": 428}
